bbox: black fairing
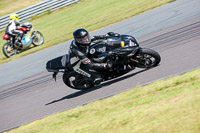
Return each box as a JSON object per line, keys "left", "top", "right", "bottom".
{"left": 88, "top": 42, "right": 107, "bottom": 59}
{"left": 107, "top": 35, "right": 138, "bottom": 45}
{"left": 120, "top": 35, "right": 138, "bottom": 44}
{"left": 88, "top": 34, "right": 139, "bottom": 61}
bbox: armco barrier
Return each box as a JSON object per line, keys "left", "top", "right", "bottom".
{"left": 0, "top": 0, "right": 80, "bottom": 31}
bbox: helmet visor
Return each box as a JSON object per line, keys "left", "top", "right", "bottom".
{"left": 76, "top": 35, "right": 91, "bottom": 45}
{"left": 10, "top": 14, "right": 19, "bottom": 20}
{"left": 15, "top": 16, "right": 19, "bottom": 21}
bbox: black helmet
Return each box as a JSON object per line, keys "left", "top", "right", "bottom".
{"left": 73, "top": 28, "right": 91, "bottom": 47}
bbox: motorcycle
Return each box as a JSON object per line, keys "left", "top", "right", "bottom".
{"left": 46, "top": 33, "right": 161, "bottom": 90}
{"left": 2, "top": 21, "right": 44, "bottom": 58}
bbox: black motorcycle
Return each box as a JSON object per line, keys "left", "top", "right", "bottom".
{"left": 46, "top": 33, "right": 161, "bottom": 90}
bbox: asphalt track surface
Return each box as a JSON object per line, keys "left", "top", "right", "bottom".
{"left": 0, "top": 0, "right": 200, "bottom": 132}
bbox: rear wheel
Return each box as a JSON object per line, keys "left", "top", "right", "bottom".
{"left": 32, "top": 31, "right": 44, "bottom": 46}
{"left": 133, "top": 48, "right": 161, "bottom": 68}
{"left": 2, "top": 42, "right": 17, "bottom": 58}
{"left": 63, "top": 72, "right": 94, "bottom": 90}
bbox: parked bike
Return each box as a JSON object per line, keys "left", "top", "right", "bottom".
{"left": 46, "top": 33, "right": 161, "bottom": 90}
{"left": 2, "top": 21, "right": 44, "bottom": 58}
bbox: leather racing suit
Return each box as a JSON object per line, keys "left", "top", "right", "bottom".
{"left": 5, "top": 19, "right": 26, "bottom": 45}
{"left": 69, "top": 35, "right": 107, "bottom": 83}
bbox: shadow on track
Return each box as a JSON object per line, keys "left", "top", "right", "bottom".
{"left": 45, "top": 68, "right": 150, "bottom": 106}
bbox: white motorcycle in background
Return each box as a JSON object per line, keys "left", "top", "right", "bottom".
{"left": 2, "top": 21, "right": 44, "bottom": 58}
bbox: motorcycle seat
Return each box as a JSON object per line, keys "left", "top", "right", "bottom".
{"left": 46, "top": 54, "right": 69, "bottom": 72}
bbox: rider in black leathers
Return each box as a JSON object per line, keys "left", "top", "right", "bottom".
{"left": 69, "top": 28, "right": 112, "bottom": 84}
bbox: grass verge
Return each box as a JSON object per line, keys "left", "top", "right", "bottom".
{"left": 0, "top": 0, "right": 44, "bottom": 17}
{"left": 5, "top": 68, "right": 200, "bottom": 133}
{"left": 0, "top": 0, "right": 175, "bottom": 64}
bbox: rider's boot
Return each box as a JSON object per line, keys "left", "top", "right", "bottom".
{"left": 16, "top": 42, "right": 22, "bottom": 47}
{"left": 15, "top": 37, "right": 22, "bottom": 47}
{"left": 127, "top": 64, "right": 135, "bottom": 70}
{"left": 93, "top": 78, "right": 103, "bottom": 85}
{"left": 16, "top": 41, "right": 22, "bottom": 47}
{"left": 92, "top": 73, "right": 103, "bottom": 85}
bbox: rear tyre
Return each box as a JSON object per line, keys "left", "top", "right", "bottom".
{"left": 133, "top": 48, "right": 161, "bottom": 68}
{"left": 2, "top": 42, "right": 17, "bottom": 58}
{"left": 63, "top": 72, "right": 94, "bottom": 90}
{"left": 32, "top": 31, "right": 44, "bottom": 46}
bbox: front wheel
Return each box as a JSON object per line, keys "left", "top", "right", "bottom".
{"left": 63, "top": 72, "right": 94, "bottom": 90}
{"left": 2, "top": 42, "right": 17, "bottom": 58}
{"left": 32, "top": 31, "right": 44, "bottom": 46}
{"left": 133, "top": 48, "right": 161, "bottom": 68}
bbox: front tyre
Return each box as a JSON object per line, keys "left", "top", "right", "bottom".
{"left": 133, "top": 48, "right": 161, "bottom": 68}
{"left": 63, "top": 72, "right": 94, "bottom": 90}
{"left": 2, "top": 42, "right": 17, "bottom": 58}
{"left": 32, "top": 31, "right": 44, "bottom": 46}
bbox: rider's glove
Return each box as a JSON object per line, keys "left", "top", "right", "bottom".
{"left": 106, "top": 32, "right": 120, "bottom": 37}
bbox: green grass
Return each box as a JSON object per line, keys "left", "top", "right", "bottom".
{"left": 0, "top": 0, "right": 175, "bottom": 64}
{"left": 5, "top": 68, "right": 200, "bottom": 133}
